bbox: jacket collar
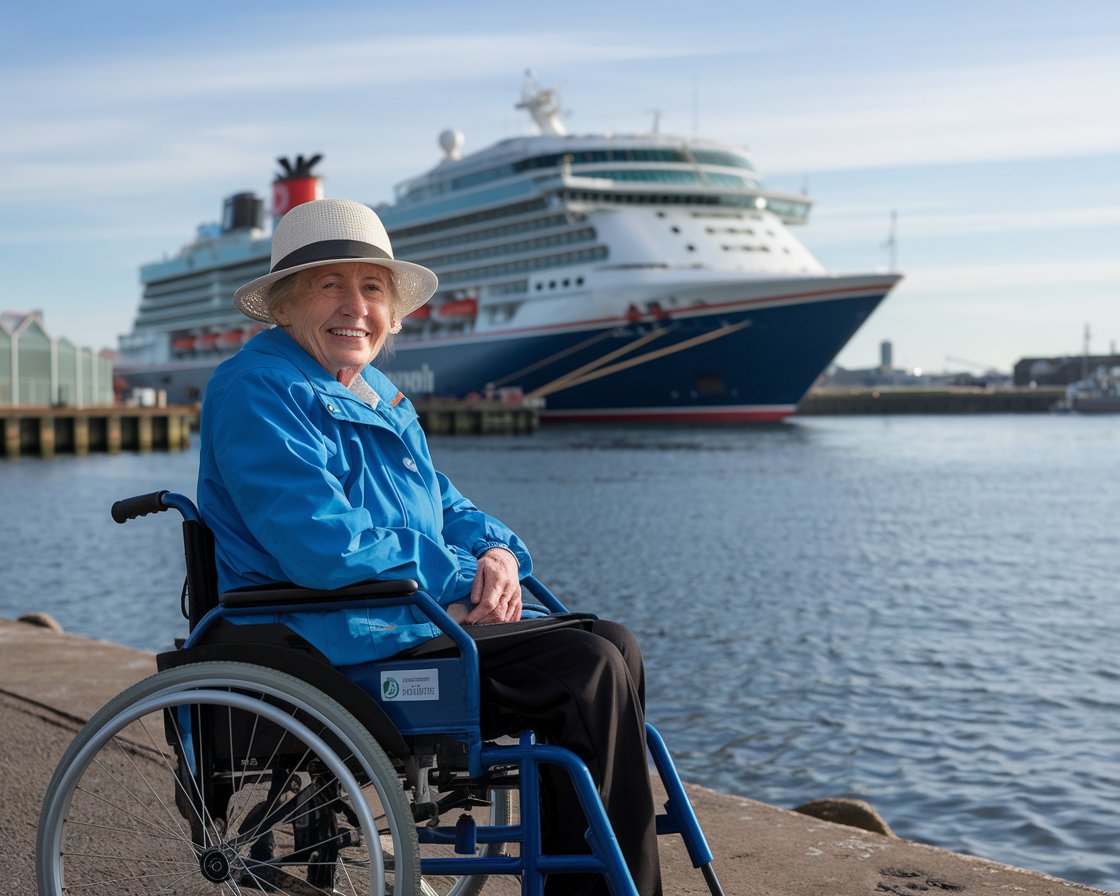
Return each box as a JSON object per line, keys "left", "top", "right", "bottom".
{"left": 245, "top": 328, "right": 417, "bottom": 431}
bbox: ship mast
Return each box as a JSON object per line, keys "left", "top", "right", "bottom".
{"left": 882, "top": 210, "right": 898, "bottom": 271}
{"left": 516, "top": 71, "right": 567, "bottom": 136}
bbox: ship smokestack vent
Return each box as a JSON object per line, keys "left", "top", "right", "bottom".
{"left": 272, "top": 154, "right": 325, "bottom": 217}
{"left": 222, "top": 192, "right": 265, "bottom": 233}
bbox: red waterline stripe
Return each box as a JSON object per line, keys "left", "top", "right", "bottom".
{"left": 540, "top": 405, "right": 797, "bottom": 424}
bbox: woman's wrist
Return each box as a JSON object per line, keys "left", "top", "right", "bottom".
{"left": 475, "top": 541, "right": 519, "bottom": 565}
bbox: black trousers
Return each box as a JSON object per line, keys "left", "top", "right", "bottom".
{"left": 475, "top": 620, "right": 662, "bottom": 896}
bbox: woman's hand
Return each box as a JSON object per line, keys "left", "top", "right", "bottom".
{"left": 465, "top": 548, "right": 522, "bottom": 624}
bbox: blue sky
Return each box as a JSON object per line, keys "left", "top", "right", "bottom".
{"left": 2, "top": 0, "right": 1117, "bottom": 373}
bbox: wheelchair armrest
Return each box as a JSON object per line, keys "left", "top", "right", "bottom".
{"left": 219, "top": 578, "right": 419, "bottom": 609}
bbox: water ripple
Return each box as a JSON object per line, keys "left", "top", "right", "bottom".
{"left": 2, "top": 416, "right": 1120, "bottom": 890}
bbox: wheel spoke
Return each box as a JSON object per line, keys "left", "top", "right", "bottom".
{"left": 38, "top": 662, "right": 419, "bottom": 895}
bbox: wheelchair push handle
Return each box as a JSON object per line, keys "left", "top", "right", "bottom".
{"left": 111, "top": 490, "right": 201, "bottom": 524}
{"left": 111, "top": 490, "right": 170, "bottom": 523}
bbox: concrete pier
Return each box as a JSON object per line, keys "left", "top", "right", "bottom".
{"left": 1, "top": 406, "right": 197, "bottom": 458}
{"left": 0, "top": 618, "right": 1106, "bottom": 895}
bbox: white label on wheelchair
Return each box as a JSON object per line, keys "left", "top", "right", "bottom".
{"left": 380, "top": 668, "right": 440, "bottom": 701}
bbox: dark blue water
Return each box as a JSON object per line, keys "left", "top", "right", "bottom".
{"left": 2, "top": 416, "right": 1118, "bottom": 891}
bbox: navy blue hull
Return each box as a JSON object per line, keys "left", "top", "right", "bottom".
{"left": 386, "top": 289, "right": 888, "bottom": 421}
{"left": 117, "top": 283, "right": 892, "bottom": 421}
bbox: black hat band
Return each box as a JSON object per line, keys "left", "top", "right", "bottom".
{"left": 272, "top": 239, "right": 392, "bottom": 273}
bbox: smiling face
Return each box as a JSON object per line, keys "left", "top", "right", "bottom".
{"left": 270, "top": 263, "right": 396, "bottom": 385}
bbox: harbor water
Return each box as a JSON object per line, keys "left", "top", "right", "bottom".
{"left": 1, "top": 415, "right": 1118, "bottom": 891}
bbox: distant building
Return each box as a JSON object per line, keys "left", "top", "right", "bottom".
{"left": 1013, "top": 354, "right": 1120, "bottom": 386}
{"left": 0, "top": 311, "right": 114, "bottom": 407}
{"left": 820, "top": 364, "right": 1009, "bottom": 389}
{"left": 880, "top": 340, "right": 893, "bottom": 372}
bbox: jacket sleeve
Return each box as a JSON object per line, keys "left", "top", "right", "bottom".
{"left": 436, "top": 471, "right": 533, "bottom": 577}
{"left": 205, "top": 367, "right": 463, "bottom": 600}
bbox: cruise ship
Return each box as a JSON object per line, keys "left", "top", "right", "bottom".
{"left": 116, "top": 75, "right": 900, "bottom": 421}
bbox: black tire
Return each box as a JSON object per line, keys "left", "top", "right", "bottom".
{"left": 37, "top": 661, "right": 419, "bottom": 895}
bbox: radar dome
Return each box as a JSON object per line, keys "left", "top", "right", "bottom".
{"left": 439, "top": 129, "right": 465, "bottom": 160}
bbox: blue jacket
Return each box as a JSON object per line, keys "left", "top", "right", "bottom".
{"left": 197, "top": 327, "right": 533, "bottom": 663}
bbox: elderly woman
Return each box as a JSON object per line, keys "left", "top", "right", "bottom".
{"left": 196, "top": 198, "right": 661, "bottom": 896}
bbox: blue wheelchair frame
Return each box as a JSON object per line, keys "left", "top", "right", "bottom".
{"left": 129, "top": 490, "right": 724, "bottom": 896}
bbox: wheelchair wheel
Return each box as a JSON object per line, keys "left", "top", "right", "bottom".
{"left": 419, "top": 785, "right": 515, "bottom": 896}
{"left": 37, "top": 661, "right": 419, "bottom": 895}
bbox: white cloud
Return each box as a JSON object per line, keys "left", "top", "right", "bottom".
{"left": 5, "top": 135, "right": 269, "bottom": 194}
{"left": 807, "top": 206, "right": 1120, "bottom": 247}
{"left": 2, "top": 33, "right": 702, "bottom": 108}
{"left": 728, "top": 55, "right": 1120, "bottom": 172}
{"left": 900, "top": 259, "right": 1120, "bottom": 293}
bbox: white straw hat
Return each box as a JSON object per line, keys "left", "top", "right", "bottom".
{"left": 233, "top": 199, "right": 438, "bottom": 323}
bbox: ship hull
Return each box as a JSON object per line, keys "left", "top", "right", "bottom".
{"left": 116, "top": 275, "right": 896, "bottom": 421}
{"left": 385, "top": 276, "right": 895, "bottom": 422}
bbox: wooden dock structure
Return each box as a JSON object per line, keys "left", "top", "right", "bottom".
{"left": 2, "top": 406, "right": 197, "bottom": 458}
{"left": 2, "top": 399, "right": 538, "bottom": 458}
{"left": 415, "top": 398, "right": 539, "bottom": 435}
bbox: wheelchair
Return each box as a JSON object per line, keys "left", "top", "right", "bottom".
{"left": 37, "top": 490, "right": 725, "bottom": 896}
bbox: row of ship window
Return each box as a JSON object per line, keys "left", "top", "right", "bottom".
{"left": 143, "top": 262, "right": 270, "bottom": 304}
{"left": 388, "top": 199, "right": 549, "bottom": 243}
{"left": 417, "top": 227, "right": 596, "bottom": 269}
{"left": 399, "top": 213, "right": 570, "bottom": 256}
{"left": 574, "top": 169, "right": 760, "bottom": 190}
{"left": 439, "top": 246, "right": 607, "bottom": 284}
{"left": 535, "top": 276, "right": 587, "bottom": 291}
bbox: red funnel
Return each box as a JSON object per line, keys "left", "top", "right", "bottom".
{"left": 272, "top": 154, "right": 324, "bottom": 216}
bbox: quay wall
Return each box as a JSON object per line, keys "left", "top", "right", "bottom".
{"left": 1, "top": 405, "right": 197, "bottom": 458}
{"left": 0, "top": 617, "right": 1105, "bottom": 896}
{"left": 798, "top": 386, "right": 1066, "bottom": 415}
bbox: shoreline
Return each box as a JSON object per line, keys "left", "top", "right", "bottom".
{"left": 798, "top": 385, "right": 1067, "bottom": 415}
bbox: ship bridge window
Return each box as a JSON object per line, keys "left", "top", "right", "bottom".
{"left": 704, "top": 172, "right": 760, "bottom": 190}
{"left": 513, "top": 147, "right": 688, "bottom": 174}
{"left": 762, "top": 198, "right": 811, "bottom": 222}
{"left": 586, "top": 169, "right": 706, "bottom": 186}
{"left": 689, "top": 149, "right": 756, "bottom": 172}
{"left": 419, "top": 148, "right": 696, "bottom": 196}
